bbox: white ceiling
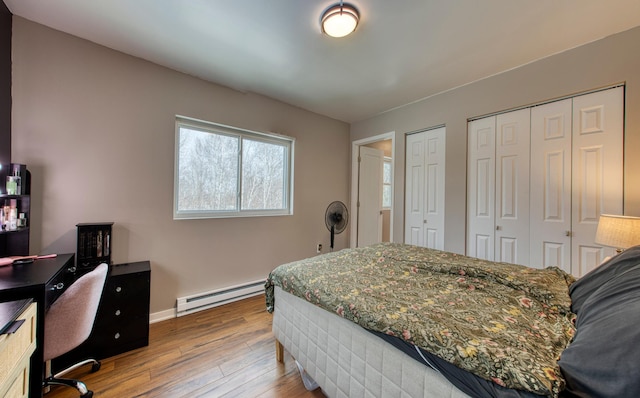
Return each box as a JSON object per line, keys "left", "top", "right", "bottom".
{"left": 5, "top": 0, "right": 640, "bottom": 123}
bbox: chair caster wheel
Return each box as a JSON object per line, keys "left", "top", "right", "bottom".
{"left": 91, "top": 361, "right": 101, "bottom": 373}
{"left": 80, "top": 391, "right": 93, "bottom": 398}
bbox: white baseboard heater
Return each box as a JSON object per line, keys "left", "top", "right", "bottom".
{"left": 176, "top": 279, "right": 265, "bottom": 317}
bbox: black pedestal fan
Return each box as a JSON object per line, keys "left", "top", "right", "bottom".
{"left": 325, "top": 201, "right": 349, "bottom": 250}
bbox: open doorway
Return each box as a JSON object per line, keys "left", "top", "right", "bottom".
{"left": 350, "top": 133, "right": 395, "bottom": 248}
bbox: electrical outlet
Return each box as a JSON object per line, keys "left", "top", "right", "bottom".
{"left": 316, "top": 243, "right": 322, "bottom": 253}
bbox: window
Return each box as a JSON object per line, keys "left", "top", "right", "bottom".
{"left": 174, "top": 116, "right": 294, "bottom": 219}
{"left": 382, "top": 158, "right": 392, "bottom": 209}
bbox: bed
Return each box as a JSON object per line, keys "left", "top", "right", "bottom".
{"left": 265, "top": 243, "right": 640, "bottom": 398}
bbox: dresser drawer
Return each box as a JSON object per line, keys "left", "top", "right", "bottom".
{"left": 92, "top": 314, "right": 149, "bottom": 345}
{"left": 103, "top": 272, "right": 150, "bottom": 303}
{"left": 3, "top": 365, "right": 28, "bottom": 398}
{"left": 45, "top": 262, "right": 78, "bottom": 309}
{"left": 0, "top": 303, "right": 36, "bottom": 398}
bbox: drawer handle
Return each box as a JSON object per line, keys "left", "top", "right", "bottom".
{"left": 115, "top": 286, "right": 122, "bottom": 293}
{"left": 115, "top": 309, "right": 121, "bottom": 316}
{"left": 114, "top": 332, "right": 120, "bottom": 339}
{"left": 67, "top": 266, "right": 77, "bottom": 273}
{"left": 5, "top": 319, "right": 24, "bottom": 334}
{"left": 50, "top": 282, "right": 64, "bottom": 291}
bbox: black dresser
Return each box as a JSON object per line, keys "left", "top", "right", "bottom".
{"left": 53, "top": 261, "right": 150, "bottom": 372}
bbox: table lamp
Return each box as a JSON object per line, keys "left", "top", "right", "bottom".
{"left": 594, "top": 214, "right": 640, "bottom": 253}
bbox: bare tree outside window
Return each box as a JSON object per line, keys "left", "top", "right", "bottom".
{"left": 383, "top": 158, "right": 392, "bottom": 209}
{"left": 178, "top": 128, "right": 238, "bottom": 211}
{"left": 242, "top": 139, "right": 285, "bottom": 210}
{"left": 174, "top": 117, "right": 293, "bottom": 219}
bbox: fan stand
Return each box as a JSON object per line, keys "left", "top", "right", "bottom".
{"left": 330, "top": 224, "right": 335, "bottom": 250}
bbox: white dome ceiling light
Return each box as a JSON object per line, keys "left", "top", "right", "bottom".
{"left": 321, "top": 2, "right": 360, "bottom": 38}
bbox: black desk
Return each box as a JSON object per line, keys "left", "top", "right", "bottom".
{"left": 0, "top": 253, "right": 76, "bottom": 398}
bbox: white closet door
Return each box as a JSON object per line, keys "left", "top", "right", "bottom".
{"left": 530, "top": 99, "right": 572, "bottom": 270}
{"left": 467, "top": 117, "right": 496, "bottom": 260}
{"left": 405, "top": 128, "right": 446, "bottom": 250}
{"left": 495, "top": 109, "right": 530, "bottom": 265}
{"left": 405, "top": 133, "right": 425, "bottom": 246}
{"left": 571, "top": 87, "right": 623, "bottom": 276}
{"left": 424, "top": 127, "right": 446, "bottom": 250}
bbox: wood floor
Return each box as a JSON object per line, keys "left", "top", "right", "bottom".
{"left": 45, "top": 294, "right": 326, "bottom": 398}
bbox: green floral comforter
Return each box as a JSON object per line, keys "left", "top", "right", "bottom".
{"left": 265, "top": 243, "right": 576, "bottom": 397}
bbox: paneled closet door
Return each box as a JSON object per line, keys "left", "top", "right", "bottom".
{"left": 495, "top": 109, "right": 530, "bottom": 265}
{"left": 530, "top": 99, "right": 573, "bottom": 270}
{"left": 530, "top": 86, "right": 623, "bottom": 276}
{"left": 467, "top": 117, "right": 496, "bottom": 260}
{"left": 405, "top": 133, "right": 426, "bottom": 246}
{"left": 405, "top": 127, "right": 446, "bottom": 250}
{"left": 571, "top": 87, "right": 623, "bottom": 276}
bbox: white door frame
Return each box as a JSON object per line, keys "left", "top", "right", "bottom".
{"left": 351, "top": 132, "right": 395, "bottom": 248}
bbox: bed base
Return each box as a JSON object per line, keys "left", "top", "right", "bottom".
{"left": 272, "top": 286, "right": 470, "bottom": 398}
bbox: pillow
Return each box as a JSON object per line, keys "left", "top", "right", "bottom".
{"left": 558, "top": 251, "right": 640, "bottom": 397}
{"left": 569, "top": 244, "right": 640, "bottom": 314}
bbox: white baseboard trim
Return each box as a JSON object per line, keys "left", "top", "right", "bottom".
{"left": 150, "top": 308, "right": 176, "bottom": 324}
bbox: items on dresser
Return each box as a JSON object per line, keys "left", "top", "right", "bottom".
{"left": 76, "top": 223, "right": 113, "bottom": 268}
{"left": 0, "top": 163, "right": 30, "bottom": 257}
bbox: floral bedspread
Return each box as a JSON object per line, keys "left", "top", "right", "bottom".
{"left": 265, "top": 243, "right": 576, "bottom": 397}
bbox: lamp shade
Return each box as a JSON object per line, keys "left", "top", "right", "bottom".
{"left": 321, "top": 3, "right": 359, "bottom": 38}
{"left": 595, "top": 214, "right": 640, "bottom": 250}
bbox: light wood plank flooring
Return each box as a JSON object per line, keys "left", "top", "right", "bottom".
{"left": 45, "top": 294, "right": 325, "bottom": 398}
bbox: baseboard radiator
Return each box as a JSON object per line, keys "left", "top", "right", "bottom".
{"left": 176, "top": 279, "right": 265, "bottom": 317}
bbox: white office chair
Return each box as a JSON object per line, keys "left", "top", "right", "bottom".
{"left": 43, "top": 263, "right": 108, "bottom": 398}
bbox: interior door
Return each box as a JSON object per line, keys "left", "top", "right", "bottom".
{"left": 357, "top": 146, "right": 383, "bottom": 247}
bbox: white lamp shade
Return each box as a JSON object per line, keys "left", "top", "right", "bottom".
{"left": 321, "top": 3, "right": 359, "bottom": 38}
{"left": 595, "top": 214, "right": 640, "bottom": 250}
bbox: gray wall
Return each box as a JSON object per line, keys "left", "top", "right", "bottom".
{"left": 351, "top": 25, "right": 640, "bottom": 255}
{"left": 11, "top": 17, "right": 351, "bottom": 315}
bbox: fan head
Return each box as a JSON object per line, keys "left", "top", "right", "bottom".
{"left": 325, "top": 201, "right": 349, "bottom": 234}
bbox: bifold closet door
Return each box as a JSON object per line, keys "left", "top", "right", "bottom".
{"left": 467, "top": 110, "right": 530, "bottom": 264}
{"left": 530, "top": 99, "right": 573, "bottom": 270}
{"left": 570, "top": 88, "right": 623, "bottom": 276}
{"left": 530, "top": 87, "right": 623, "bottom": 276}
{"left": 467, "top": 117, "right": 496, "bottom": 260}
{"left": 494, "top": 109, "right": 530, "bottom": 265}
{"left": 405, "top": 127, "right": 445, "bottom": 250}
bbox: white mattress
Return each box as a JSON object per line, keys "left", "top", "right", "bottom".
{"left": 272, "top": 286, "right": 471, "bottom": 398}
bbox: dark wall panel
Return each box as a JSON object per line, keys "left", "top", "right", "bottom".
{"left": 0, "top": 1, "right": 11, "bottom": 169}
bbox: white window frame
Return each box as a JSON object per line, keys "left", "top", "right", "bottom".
{"left": 174, "top": 116, "right": 294, "bottom": 219}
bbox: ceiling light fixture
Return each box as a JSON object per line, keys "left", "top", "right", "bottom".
{"left": 321, "top": 2, "right": 359, "bottom": 38}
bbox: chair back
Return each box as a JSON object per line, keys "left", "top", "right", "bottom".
{"left": 44, "top": 263, "right": 109, "bottom": 361}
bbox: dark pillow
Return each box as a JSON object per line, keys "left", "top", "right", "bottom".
{"left": 569, "top": 245, "right": 640, "bottom": 314}
{"left": 559, "top": 250, "right": 640, "bottom": 397}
